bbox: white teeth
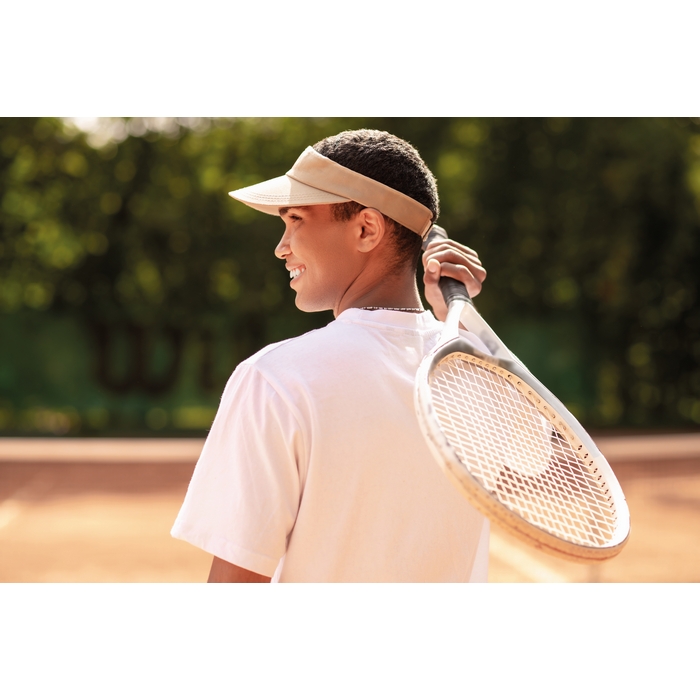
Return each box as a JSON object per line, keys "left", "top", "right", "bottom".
{"left": 289, "top": 267, "right": 304, "bottom": 279}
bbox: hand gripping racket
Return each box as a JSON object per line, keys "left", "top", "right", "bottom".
{"left": 416, "top": 225, "right": 630, "bottom": 562}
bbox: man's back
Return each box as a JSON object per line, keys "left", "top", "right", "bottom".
{"left": 173, "top": 129, "right": 491, "bottom": 582}
{"left": 172, "top": 308, "right": 490, "bottom": 582}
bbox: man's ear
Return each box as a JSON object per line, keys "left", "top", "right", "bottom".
{"left": 355, "top": 208, "right": 386, "bottom": 253}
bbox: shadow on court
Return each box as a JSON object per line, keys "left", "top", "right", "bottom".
{"left": 1, "top": 438, "right": 699, "bottom": 582}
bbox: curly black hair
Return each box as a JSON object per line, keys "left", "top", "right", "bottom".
{"left": 312, "top": 129, "right": 439, "bottom": 269}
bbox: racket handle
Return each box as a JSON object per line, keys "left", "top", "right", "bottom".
{"left": 423, "top": 225, "right": 472, "bottom": 305}
{"left": 422, "top": 224, "right": 448, "bottom": 249}
{"left": 439, "top": 276, "right": 470, "bottom": 305}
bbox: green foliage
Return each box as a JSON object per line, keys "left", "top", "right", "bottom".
{"left": 1, "top": 117, "right": 699, "bottom": 435}
{"left": 442, "top": 118, "right": 700, "bottom": 427}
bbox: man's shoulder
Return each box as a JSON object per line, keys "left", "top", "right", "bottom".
{"left": 234, "top": 310, "right": 442, "bottom": 390}
{"left": 243, "top": 323, "right": 336, "bottom": 365}
{"left": 238, "top": 314, "right": 389, "bottom": 387}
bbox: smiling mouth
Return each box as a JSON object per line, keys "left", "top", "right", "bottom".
{"left": 289, "top": 266, "right": 306, "bottom": 281}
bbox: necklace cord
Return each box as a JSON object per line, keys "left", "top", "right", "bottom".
{"left": 361, "top": 306, "right": 424, "bottom": 313}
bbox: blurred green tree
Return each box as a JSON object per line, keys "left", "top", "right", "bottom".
{"left": 1, "top": 117, "right": 698, "bottom": 434}
{"left": 441, "top": 117, "right": 700, "bottom": 428}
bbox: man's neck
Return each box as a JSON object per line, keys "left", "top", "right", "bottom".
{"left": 334, "top": 268, "right": 423, "bottom": 317}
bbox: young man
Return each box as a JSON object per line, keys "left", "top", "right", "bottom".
{"left": 172, "top": 129, "right": 490, "bottom": 582}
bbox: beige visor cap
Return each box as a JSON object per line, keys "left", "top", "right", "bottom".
{"left": 228, "top": 146, "right": 434, "bottom": 238}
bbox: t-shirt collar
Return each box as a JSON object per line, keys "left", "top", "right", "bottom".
{"left": 336, "top": 307, "right": 440, "bottom": 330}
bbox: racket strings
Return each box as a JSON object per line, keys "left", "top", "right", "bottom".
{"left": 430, "top": 355, "right": 617, "bottom": 547}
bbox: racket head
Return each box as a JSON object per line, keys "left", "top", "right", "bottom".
{"left": 415, "top": 336, "right": 630, "bottom": 562}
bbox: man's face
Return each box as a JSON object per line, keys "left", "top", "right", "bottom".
{"left": 275, "top": 204, "right": 361, "bottom": 313}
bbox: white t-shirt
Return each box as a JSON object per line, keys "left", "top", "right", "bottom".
{"left": 171, "top": 308, "right": 490, "bottom": 582}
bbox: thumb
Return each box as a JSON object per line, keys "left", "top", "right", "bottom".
{"left": 426, "top": 258, "right": 441, "bottom": 280}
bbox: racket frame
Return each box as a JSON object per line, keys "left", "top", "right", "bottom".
{"left": 415, "top": 304, "right": 631, "bottom": 563}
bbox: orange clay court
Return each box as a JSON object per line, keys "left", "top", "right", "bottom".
{"left": 1, "top": 435, "right": 699, "bottom": 583}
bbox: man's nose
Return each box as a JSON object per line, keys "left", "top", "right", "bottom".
{"left": 274, "top": 227, "right": 291, "bottom": 259}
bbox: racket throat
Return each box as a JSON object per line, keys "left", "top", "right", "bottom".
{"left": 440, "top": 300, "right": 467, "bottom": 344}
{"left": 459, "top": 304, "right": 515, "bottom": 362}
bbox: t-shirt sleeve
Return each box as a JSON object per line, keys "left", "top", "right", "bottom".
{"left": 171, "top": 362, "right": 306, "bottom": 577}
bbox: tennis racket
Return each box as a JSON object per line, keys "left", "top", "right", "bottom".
{"left": 416, "top": 225, "right": 630, "bottom": 562}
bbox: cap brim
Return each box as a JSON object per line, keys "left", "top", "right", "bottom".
{"left": 228, "top": 174, "right": 351, "bottom": 216}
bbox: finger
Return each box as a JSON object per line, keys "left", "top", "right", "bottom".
{"left": 425, "top": 258, "right": 441, "bottom": 280}
{"left": 437, "top": 261, "right": 480, "bottom": 280}
{"left": 425, "top": 252, "right": 486, "bottom": 275}
{"left": 424, "top": 252, "right": 487, "bottom": 283}
{"left": 423, "top": 239, "right": 480, "bottom": 258}
{"left": 424, "top": 237, "right": 473, "bottom": 252}
{"left": 422, "top": 243, "right": 484, "bottom": 268}
{"left": 437, "top": 262, "right": 484, "bottom": 296}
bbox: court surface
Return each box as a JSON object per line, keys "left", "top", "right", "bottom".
{"left": 1, "top": 436, "right": 699, "bottom": 582}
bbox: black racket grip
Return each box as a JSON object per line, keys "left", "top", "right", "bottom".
{"left": 439, "top": 276, "right": 470, "bottom": 304}
{"left": 423, "top": 224, "right": 471, "bottom": 304}
{"left": 422, "top": 224, "right": 448, "bottom": 250}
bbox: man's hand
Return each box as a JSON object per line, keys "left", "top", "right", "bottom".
{"left": 422, "top": 238, "right": 487, "bottom": 321}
